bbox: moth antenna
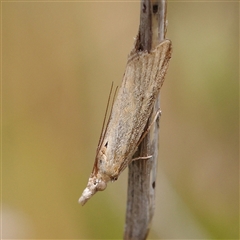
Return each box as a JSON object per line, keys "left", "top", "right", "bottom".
{"left": 92, "top": 83, "right": 118, "bottom": 173}
{"left": 99, "top": 85, "right": 118, "bottom": 149}
{"left": 97, "top": 82, "right": 114, "bottom": 150}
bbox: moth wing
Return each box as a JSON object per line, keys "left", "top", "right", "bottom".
{"left": 98, "top": 40, "right": 172, "bottom": 175}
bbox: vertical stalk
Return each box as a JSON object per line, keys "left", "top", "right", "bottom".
{"left": 124, "top": 1, "right": 167, "bottom": 239}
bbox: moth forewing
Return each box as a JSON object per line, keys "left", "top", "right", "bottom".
{"left": 79, "top": 39, "right": 172, "bottom": 205}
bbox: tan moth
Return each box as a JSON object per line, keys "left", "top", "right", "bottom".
{"left": 79, "top": 36, "right": 172, "bottom": 205}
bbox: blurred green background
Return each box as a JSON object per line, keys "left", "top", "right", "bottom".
{"left": 1, "top": 1, "right": 239, "bottom": 239}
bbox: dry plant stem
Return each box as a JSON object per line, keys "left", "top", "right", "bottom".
{"left": 124, "top": 1, "right": 167, "bottom": 239}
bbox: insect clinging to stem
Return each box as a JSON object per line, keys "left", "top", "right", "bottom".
{"left": 79, "top": 35, "right": 172, "bottom": 206}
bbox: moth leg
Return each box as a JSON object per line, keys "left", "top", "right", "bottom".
{"left": 137, "top": 109, "right": 162, "bottom": 147}
{"left": 132, "top": 109, "right": 161, "bottom": 162}
{"left": 132, "top": 155, "right": 152, "bottom": 161}
{"left": 145, "top": 108, "right": 162, "bottom": 134}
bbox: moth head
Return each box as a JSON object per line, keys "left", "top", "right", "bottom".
{"left": 78, "top": 175, "right": 107, "bottom": 206}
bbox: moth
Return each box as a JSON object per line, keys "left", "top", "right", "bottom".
{"left": 79, "top": 36, "right": 172, "bottom": 205}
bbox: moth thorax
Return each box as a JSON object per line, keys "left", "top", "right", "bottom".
{"left": 97, "top": 180, "right": 107, "bottom": 191}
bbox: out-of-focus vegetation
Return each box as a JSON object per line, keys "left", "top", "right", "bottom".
{"left": 2, "top": 1, "right": 238, "bottom": 239}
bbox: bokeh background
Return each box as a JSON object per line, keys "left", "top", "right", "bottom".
{"left": 1, "top": 1, "right": 239, "bottom": 239}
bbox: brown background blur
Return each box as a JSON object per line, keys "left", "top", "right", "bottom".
{"left": 2, "top": 1, "right": 239, "bottom": 239}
